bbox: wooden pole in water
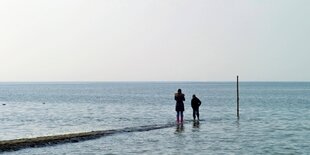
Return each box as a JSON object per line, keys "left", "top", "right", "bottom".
{"left": 237, "top": 75, "right": 240, "bottom": 118}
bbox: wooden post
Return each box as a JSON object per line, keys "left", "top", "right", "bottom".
{"left": 237, "top": 75, "right": 240, "bottom": 118}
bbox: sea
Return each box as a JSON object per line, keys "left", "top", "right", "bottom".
{"left": 0, "top": 82, "right": 309, "bottom": 154}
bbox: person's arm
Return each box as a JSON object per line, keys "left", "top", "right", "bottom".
{"left": 191, "top": 99, "right": 194, "bottom": 108}
{"left": 198, "top": 98, "right": 201, "bottom": 106}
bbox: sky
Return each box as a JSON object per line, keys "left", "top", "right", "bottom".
{"left": 0, "top": 0, "right": 309, "bottom": 81}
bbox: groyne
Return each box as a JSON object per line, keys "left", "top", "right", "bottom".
{"left": 0, "top": 123, "right": 176, "bottom": 152}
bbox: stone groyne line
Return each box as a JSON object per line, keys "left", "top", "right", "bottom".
{"left": 0, "top": 122, "right": 176, "bottom": 152}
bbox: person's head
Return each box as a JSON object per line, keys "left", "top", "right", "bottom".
{"left": 177, "top": 89, "right": 182, "bottom": 93}
{"left": 192, "top": 94, "right": 196, "bottom": 98}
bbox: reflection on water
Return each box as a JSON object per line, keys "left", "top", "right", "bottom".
{"left": 235, "top": 118, "right": 240, "bottom": 129}
{"left": 192, "top": 121, "right": 200, "bottom": 128}
{"left": 175, "top": 124, "right": 184, "bottom": 133}
{"left": 192, "top": 120, "right": 200, "bottom": 133}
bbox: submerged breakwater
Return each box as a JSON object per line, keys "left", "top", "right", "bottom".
{"left": 0, "top": 123, "right": 176, "bottom": 152}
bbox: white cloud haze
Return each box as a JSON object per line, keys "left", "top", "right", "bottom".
{"left": 1, "top": 0, "right": 310, "bottom": 81}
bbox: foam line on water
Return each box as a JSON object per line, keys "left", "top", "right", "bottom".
{"left": 0, "top": 122, "right": 178, "bottom": 152}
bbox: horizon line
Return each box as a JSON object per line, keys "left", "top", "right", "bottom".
{"left": 0, "top": 80, "right": 310, "bottom": 83}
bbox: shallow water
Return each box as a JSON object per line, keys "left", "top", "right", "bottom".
{"left": 1, "top": 82, "right": 309, "bottom": 154}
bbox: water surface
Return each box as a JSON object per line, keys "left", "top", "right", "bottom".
{"left": 0, "top": 82, "right": 309, "bottom": 154}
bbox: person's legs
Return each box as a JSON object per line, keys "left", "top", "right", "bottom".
{"left": 176, "top": 111, "right": 180, "bottom": 122}
{"left": 197, "top": 109, "right": 200, "bottom": 120}
{"left": 192, "top": 109, "right": 196, "bottom": 120}
{"left": 180, "top": 111, "right": 184, "bottom": 123}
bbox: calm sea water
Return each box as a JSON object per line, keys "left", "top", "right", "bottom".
{"left": 0, "top": 82, "right": 309, "bottom": 154}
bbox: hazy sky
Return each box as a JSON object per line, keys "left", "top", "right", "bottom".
{"left": 1, "top": 0, "right": 309, "bottom": 81}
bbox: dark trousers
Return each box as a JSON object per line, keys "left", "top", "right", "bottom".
{"left": 176, "top": 111, "right": 183, "bottom": 122}
{"left": 192, "top": 108, "right": 199, "bottom": 120}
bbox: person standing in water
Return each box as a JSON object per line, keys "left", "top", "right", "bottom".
{"left": 191, "top": 94, "right": 201, "bottom": 121}
{"left": 175, "top": 89, "right": 185, "bottom": 123}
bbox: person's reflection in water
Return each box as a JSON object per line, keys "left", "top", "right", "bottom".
{"left": 175, "top": 124, "right": 184, "bottom": 133}
{"left": 192, "top": 121, "right": 200, "bottom": 129}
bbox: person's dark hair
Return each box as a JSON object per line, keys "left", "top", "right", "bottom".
{"left": 177, "top": 89, "right": 182, "bottom": 93}
{"left": 193, "top": 94, "right": 196, "bottom": 98}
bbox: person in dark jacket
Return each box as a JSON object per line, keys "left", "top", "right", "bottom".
{"left": 191, "top": 94, "right": 201, "bottom": 121}
{"left": 175, "top": 89, "right": 185, "bottom": 123}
